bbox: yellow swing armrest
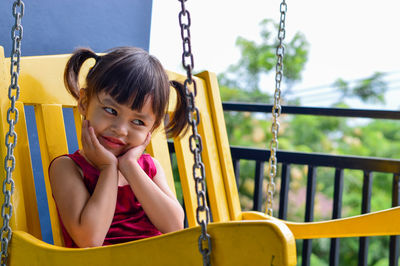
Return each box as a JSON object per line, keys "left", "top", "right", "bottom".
{"left": 242, "top": 206, "right": 400, "bottom": 239}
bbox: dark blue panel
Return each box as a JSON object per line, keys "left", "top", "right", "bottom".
{"left": 63, "top": 108, "right": 79, "bottom": 153}
{"left": 24, "top": 105, "right": 53, "bottom": 244}
{"left": 0, "top": 1, "right": 153, "bottom": 56}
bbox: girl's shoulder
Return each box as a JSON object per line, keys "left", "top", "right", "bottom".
{"left": 49, "top": 152, "right": 84, "bottom": 180}
{"left": 139, "top": 153, "right": 153, "bottom": 162}
{"left": 139, "top": 153, "right": 157, "bottom": 178}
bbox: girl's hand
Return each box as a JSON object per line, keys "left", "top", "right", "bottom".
{"left": 118, "top": 132, "right": 151, "bottom": 171}
{"left": 81, "top": 120, "right": 117, "bottom": 170}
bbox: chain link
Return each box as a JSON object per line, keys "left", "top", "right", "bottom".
{"left": 1, "top": 1, "right": 24, "bottom": 265}
{"left": 266, "top": 0, "right": 287, "bottom": 217}
{"left": 178, "top": 1, "right": 211, "bottom": 265}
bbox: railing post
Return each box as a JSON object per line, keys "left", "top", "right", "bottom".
{"left": 233, "top": 159, "right": 241, "bottom": 192}
{"left": 253, "top": 161, "right": 265, "bottom": 211}
{"left": 302, "top": 165, "right": 317, "bottom": 266}
{"left": 329, "top": 168, "right": 344, "bottom": 266}
{"left": 279, "top": 164, "right": 291, "bottom": 220}
{"left": 358, "top": 171, "right": 372, "bottom": 266}
{"left": 390, "top": 174, "right": 400, "bottom": 266}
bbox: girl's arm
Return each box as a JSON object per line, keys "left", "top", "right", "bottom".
{"left": 118, "top": 133, "right": 184, "bottom": 233}
{"left": 49, "top": 121, "right": 119, "bottom": 247}
{"left": 119, "top": 157, "right": 185, "bottom": 233}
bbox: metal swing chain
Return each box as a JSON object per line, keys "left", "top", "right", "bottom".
{"left": 266, "top": 0, "right": 287, "bottom": 217}
{"left": 1, "top": 1, "right": 24, "bottom": 265}
{"left": 178, "top": 1, "right": 211, "bottom": 265}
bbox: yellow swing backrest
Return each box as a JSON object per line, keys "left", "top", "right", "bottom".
{"left": 0, "top": 46, "right": 243, "bottom": 246}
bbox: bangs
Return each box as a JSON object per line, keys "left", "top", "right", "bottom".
{"left": 104, "top": 66, "right": 155, "bottom": 112}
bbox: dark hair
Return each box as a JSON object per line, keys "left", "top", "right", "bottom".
{"left": 64, "top": 47, "right": 188, "bottom": 137}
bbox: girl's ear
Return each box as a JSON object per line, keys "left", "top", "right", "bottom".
{"left": 78, "top": 88, "right": 88, "bottom": 116}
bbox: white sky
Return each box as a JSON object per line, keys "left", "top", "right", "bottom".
{"left": 150, "top": 0, "right": 400, "bottom": 110}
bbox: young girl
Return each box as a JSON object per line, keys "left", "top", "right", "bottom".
{"left": 49, "top": 47, "right": 188, "bottom": 248}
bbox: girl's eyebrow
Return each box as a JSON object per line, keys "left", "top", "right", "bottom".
{"left": 134, "top": 112, "right": 153, "bottom": 121}
{"left": 101, "top": 96, "right": 153, "bottom": 121}
{"left": 100, "top": 97, "right": 118, "bottom": 107}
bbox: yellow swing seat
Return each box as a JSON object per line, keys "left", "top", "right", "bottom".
{"left": 10, "top": 221, "right": 295, "bottom": 266}
{"left": 0, "top": 46, "right": 296, "bottom": 265}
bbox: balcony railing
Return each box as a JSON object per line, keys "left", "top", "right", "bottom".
{"left": 169, "top": 102, "right": 400, "bottom": 266}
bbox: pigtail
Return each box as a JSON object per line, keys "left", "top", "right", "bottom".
{"left": 165, "top": 81, "right": 189, "bottom": 138}
{"left": 64, "top": 48, "right": 99, "bottom": 100}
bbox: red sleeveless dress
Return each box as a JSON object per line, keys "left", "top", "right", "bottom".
{"left": 57, "top": 150, "right": 162, "bottom": 247}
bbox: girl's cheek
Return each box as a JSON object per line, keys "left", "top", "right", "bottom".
{"left": 131, "top": 132, "right": 147, "bottom": 146}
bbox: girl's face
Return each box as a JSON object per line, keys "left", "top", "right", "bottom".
{"left": 79, "top": 90, "right": 156, "bottom": 156}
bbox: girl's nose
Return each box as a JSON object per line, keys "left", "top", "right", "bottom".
{"left": 111, "top": 118, "right": 128, "bottom": 136}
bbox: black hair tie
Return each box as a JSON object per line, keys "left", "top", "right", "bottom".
{"left": 94, "top": 54, "right": 101, "bottom": 63}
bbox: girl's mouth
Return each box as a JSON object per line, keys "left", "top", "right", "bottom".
{"left": 101, "top": 136, "right": 125, "bottom": 149}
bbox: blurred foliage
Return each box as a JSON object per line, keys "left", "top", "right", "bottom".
{"left": 334, "top": 72, "right": 388, "bottom": 104}
{"left": 214, "top": 18, "right": 400, "bottom": 265}
{"left": 218, "top": 19, "right": 309, "bottom": 100}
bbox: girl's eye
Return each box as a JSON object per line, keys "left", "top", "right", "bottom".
{"left": 132, "top": 119, "right": 144, "bottom": 126}
{"left": 104, "top": 107, "right": 117, "bottom": 115}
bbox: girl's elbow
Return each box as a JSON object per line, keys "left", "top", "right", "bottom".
{"left": 176, "top": 221, "right": 184, "bottom": 231}
{"left": 71, "top": 227, "right": 105, "bottom": 248}
{"left": 75, "top": 236, "right": 104, "bottom": 248}
{"left": 160, "top": 223, "right": 183, "bottom": 234}
{"left": 172, "top": 208, "right": 185, "bottom": 231}
{"left": 161, "top": 213, "right": 185, "bottom": 233}
{"left": 173, "top": 218, "right": 185, "bottom": 232}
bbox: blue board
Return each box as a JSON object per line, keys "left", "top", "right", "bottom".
{"left": 0, "top": 0, "right": 153, "bottom": 55}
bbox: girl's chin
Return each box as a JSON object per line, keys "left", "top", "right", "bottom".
{"left": 111, "top": 148, "right": 129, "bottom": 157}
{"left": 119, "top": 148, "right": 133, "bottom": 157}
{"left": 107, "top": 148, "right": 124, "bottom": 157}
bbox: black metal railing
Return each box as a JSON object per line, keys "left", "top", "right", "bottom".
{"left": 222, "top": 102, "right": 400, "bottom": 120}
{"left": 224, "top": 102, "right": 400, "bottom": 266}
{"left": 169, "top": 102, "right": 400, "bottom": 266}
{"left": 229, "top": 146, "right": 400, "bottom": 266}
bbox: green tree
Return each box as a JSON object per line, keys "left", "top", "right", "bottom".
{"left": 219, "top": 19, "right": 309, "bottom": 102}
{"left": 334, "top": 72, "right": 388, "bottom": 105}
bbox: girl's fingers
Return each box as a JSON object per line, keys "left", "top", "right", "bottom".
{"left": 87, "top": 125, "right": 100, "bottom": 148}
{"left": 82, "top": 121, "right": 100, "bottom": 154}
{"left": 82, "top": 121, "right": 96, "bottom": 147}
{"left": 143, "top": 132, "right": 151, "bottom": 147}
{"left": 136, "top": 132, "right": 151, "bottom": 156}
{"left": 86, "top": 124, "right": 107, "bottom": 155}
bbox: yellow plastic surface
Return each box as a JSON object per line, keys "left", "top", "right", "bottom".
{"left": 0, "top": 47, "right": 42, "bottom": 239}
{"left": 172, "top": 73, "right": 233, "bottom": 226}
{"left": 196, "top": 71, "right": 242, "bottom": 221}
{"left": 242, "top": 207, "right": 400, "bottom": 239}
{"left": 145, "top": 127, "right": 176, "bottom": 195}
{"left": 10, "top": 221, "right": 296, "bottom": 266}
